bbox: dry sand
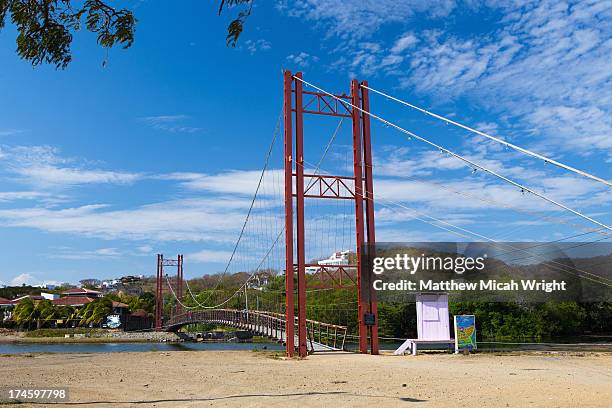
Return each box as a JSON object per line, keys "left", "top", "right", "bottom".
{"left": 1, "top": 350, "right": 611, "bottom": 407}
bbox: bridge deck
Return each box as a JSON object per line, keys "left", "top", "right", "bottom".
{"left": 164, "top": 309, "right": 346, "bottom": 353}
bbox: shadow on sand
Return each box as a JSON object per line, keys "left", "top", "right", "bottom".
{"left": 7, "top": 390, "right": 428, "bottom": 405}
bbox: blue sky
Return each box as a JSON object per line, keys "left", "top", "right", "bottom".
{"left": 0, "top": 0, "right": 610, "bottom": 286}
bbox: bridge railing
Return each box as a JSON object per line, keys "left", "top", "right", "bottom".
{"left": 257, "top": 310, "right": 347, "bottom": 351}
{"left": 166, "top": 308, "right": 347, "bottom": 352}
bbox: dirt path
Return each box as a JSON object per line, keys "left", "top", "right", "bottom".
{"left": 1, "top": 351, "right": 611, "bottom": 407}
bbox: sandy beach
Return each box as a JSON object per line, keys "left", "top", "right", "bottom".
{"left": 1, "top": 350, "right": 611, "bottom": 407}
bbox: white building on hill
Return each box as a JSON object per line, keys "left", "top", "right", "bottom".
{"left": 306, "top": 250, "right": 352, "bottom": 274}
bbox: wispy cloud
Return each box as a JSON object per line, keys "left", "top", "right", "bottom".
{"left": 390, "top": 32, "right": 418, "bottom": 54}
{"left": 0, "top": 197, "right": 255, "bottom": 242}
{"left": 243, "top": 39, "right": 272, "bottom": 55}
{"left": 161, "top": 169, "right": 284, "bottom": 197}
{"left": 0, "top": 129, "right": 24, "bottom": 137}
{"left": 286, "top": 1, "right": 612, "bottom": 159}
{"left": 140, "top": 115, "right": 203, "bottom": 133}
{"left": 397, "top": 1, "right": 611, "bottom": 155}
{"left": 50, "top": 247, "right": 122, "bottom": 260}
{"left": 188, "top": 249, "right": 235, "bottom": 263}
{"left": 0, "top": 145, "right": 142, "bottom": 188}
{"left": 287, "top": 52, "right": 319, "bottom": 67}
{"left": 0, "top": 191, "right": 51, "bottom": 202}
{"left": 283, "top": 0, "right": 455, "bottom": 41}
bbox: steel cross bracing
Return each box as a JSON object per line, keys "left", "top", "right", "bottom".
{"left": 284, "top": 71, "right": 379, "bottom": 358}
{"left": 300, "top": 90, "right": 352, "bottom": 118}
{"left": 155, "top": 254, "right": 183, "bottom": 331}
{"left": 302, "top": 174, "right": 355, "bottom": 199}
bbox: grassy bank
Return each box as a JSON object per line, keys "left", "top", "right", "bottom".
{"left": 23, "top": 328, "right": 107, "bottom": 338}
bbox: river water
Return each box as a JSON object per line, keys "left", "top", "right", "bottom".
{"left": 2, "top": 338, "right": 611, "bottom": 354}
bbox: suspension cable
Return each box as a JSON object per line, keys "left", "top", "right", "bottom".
{"left": 195, "top": 107, "right": 283, "bottom": 306}
{"left": 165, "top": 274, "right": 198, "bottom": 310}
{"left": 188, "top": 113, "right": 351, "bottom": 309}
{"left": 198, "top": 229, "right": 284, "bottom": 309}
{"left": 362, "top": 84, "right": 611, "bottom": 188}
{"left": 379, "top": 173, "right": 611, "bottom": 238}
{"left": 305, "top": 117, "right": 344, "bottom": 191}
{"left": 303, "top": 159, "right": 612, "bottom": 287}
{"left": 292, "top": 75, "right": 612, "bottom": 233}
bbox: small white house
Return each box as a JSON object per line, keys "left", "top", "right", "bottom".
{"left": 41, "top": 292, "right": 60, "bottom": 300}
{"left": 306, "top": 250, "right": 352, "bottom": 274}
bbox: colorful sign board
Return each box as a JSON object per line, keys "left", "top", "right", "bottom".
{"left": 106, "top": 314, "right": 121, "bottom": 329}
{"left": 454, "top": 315, "right": 477, "bottom": 352}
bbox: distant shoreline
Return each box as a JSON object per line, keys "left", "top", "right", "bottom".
{"left": 0, "top": 330, "right": 180, "bottom": 344}
{"left": 0, "top": 336, "right": 175, "bottom": 344}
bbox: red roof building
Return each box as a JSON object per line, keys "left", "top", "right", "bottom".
{"left": 0, "top": 297, "right": 13, "bottom": 306}
{"left": 10, "top": 295, "right": 45, "bottom": 303}
{"left": 51, "top": 296, "right": 96, "bottom": 307}
{"left": 61, "top": 288, "right": 102, "bottom": 298}
{"left": 130, "top": 309, "right": 148, "bottom": 318}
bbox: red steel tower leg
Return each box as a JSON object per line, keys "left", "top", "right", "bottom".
{"left": 294, "top": 72, "right": 308, "bottom": 358}
{"left": 283, "top": 70, "right": 295, "bottom": 357}
{"left": 351, "top": 79, "right": 368, "bottom": 354}
{"left": 360, "top": 81, "right": 379, "bottom": 355}
{"left": 155, "top": 254, "right": 163, "bottom": 330}
{"left": 176, "top": 254, "right": 183, "bottom": 315}
{"left": 282, "top": 72, "right": 379, "bottom": 356}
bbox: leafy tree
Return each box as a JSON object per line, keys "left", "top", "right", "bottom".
{"left": 218, "top": 0, "right": 253, "bottom": 46}
{"left": 0, "top": 0, "right": 135, "bottom": 68}
{"left": 136, "top": 292, "right": 155, "bottom": 313}
{"left": 1, "top": 0, "right": 254, "bottom": 69}
{"left": 540, "top": 302, "right": 586, "bottom": 336}
{"left": 0, "top": 285, "right": 39, "bottom": 299}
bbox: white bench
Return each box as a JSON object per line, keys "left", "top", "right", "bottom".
{"left": 394, "top": 339, "right": 454, "bottom": 356}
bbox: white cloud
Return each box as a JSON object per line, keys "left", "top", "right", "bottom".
{"left": 284, "top": 0, "right": 456, "bottom": 40}
{"left": 163, "top": 169, "right": 284, "bottom": 196}
{"left": 369, "top": 144, "right": 610, "bottom": 227}
{"left": 293, "top": 0, "right": 611, "bottom": 160}
{"left": 397, "top": 1, "right": 612, "bottom": 155}
{"left": 50, "top": 247, "right": 122, "bottom": 260}
{"left": 140, "top": 115, "right": 202, "bottom": 133}
{"left": 0, "top": 197, "right": 257, "bottom": 242}
{"left": 188, "top": 249, "right": 235, "bottom": 263}
{"left": 0, "top": 145, "right": 142, "bottom": 188}
{"left": 10, "top": 273, "right": 36, "bottom": 286}
{"left": 0, "top": 129, "right": 24, "bottom": 137}
{"left": 244, "top": 39, "right": 272, "bottom": 55}
{"left": 0, "top": 191, "right": 50, "bottom": 202}
{"left": 287, "top": 52, "right": 320, "bottom": 67}
{"left": 17, "top": 165, "right": 141, "bottom": 186}
{"left": 137, "top": 245, "right": 153, "bottom": 254}
{"left": 391, "top": 33, "right": 418, "bottom": 54}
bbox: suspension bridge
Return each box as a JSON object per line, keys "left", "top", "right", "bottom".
{"left": 149, "top": 71, "right": 611, "bottom": 358}
{"left": 166, "top": 309, "right": 347, "bottom": 352}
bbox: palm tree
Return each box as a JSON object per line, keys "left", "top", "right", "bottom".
{"left": 35, "top": 300, "right": 59, "bottom": 329}
{"left": 79, "top": 297, "right": 113, "bottom": 327}
{"left": 56, "top": 306, "right": 77, "bottom": 328}
{"left": 13, "top": 298, "right": 37, "bottom": 330}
